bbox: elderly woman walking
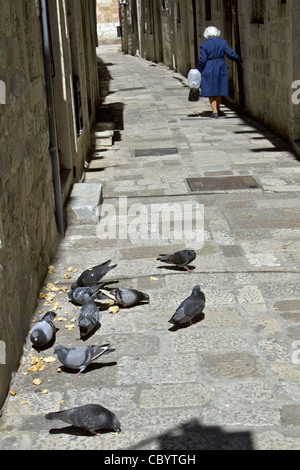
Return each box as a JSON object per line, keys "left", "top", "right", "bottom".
{"left": 197, "top": 26, "right": 242, "bottom": 118}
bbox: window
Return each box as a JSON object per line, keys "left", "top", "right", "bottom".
{"left": 205, "top": 0, "right": 211, "bottom": 21}
{"left": 251, "top": 0, "right": 265, "bottom": 24}
{"left": 149, "top": 0, "right": 154, "bottom": 34}
{"left": 177, "top": 2, "right": 181, "bottom": 24}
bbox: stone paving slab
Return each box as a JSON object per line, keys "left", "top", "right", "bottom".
{"left": 1, "top": 44, "right": 300, "bottom": 451}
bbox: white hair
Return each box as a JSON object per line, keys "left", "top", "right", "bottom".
{"left": 204, "top": 26, "right": 221, "bottom": 39}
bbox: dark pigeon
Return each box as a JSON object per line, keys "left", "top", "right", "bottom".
{"left": 71, "top": 260, "right": 117, "bottom": 289}
{"left": 168, "top": 285, "right": 205, "bottom": 327}
{"left": 78, "top": 295, "right": 100, "bottom": 339}
{"left": 30, "top": 311, "right": 57, "bottom": 348}
{"left": 46, "top": 403, "right": 121, "bottom": 436}
{"left": 54, "top": 344, "right": 113, "bottom": 376}
{"left": 96, "top": 287, "right": 150, "bottom": 308}
{"left": 68, "top": 285, "right": 103, "bottom": 305}
{"left": 157, "top": 249, "right": 196, "bottom": 272}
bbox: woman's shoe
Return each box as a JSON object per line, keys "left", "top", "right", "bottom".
{"left": 212, "top": 113, "right": 219, "bottom": 119}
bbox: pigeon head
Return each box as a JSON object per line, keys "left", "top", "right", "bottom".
{"left": 30, "top": 330, "right": 47, "bottom": 345}
{"left": 79, "top": 318, "right": 91, "bottom": 329}
{"left": 54, "top": 345, "right": 69, "bottom": 358}
{"left": 191, "top": 285, "right": 205, "bottom": 302}
{"left": 191, "top": 285, "right": 201, "bottom": 293}
{"left": 79, "top": 320, "right": 92, "bottom": 338}
{"left": 67, "top": 289, "right": 73, "bottom": 300}
{"left": 112, "top": 415, "right": 121, "bottom": 433}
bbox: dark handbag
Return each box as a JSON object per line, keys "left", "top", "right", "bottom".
{"left": 188, "top": 87, "right": 200, "bottom": 102}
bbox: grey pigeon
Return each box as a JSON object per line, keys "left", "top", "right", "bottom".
{"left": 45, "top": 403, "right": 121, "bottom": 436}
{"left": 78, "top": 294, "right": 100, "bottom": 339}
{"left": 157, "top": 249, "right": 196, "bottom": 271}
{"left": 71, "top": 260, "right": 117, "bottom": 289}
{"left": 68, "top": 285, "right": 103, "bottom": 305}
{"left": 30, "top": 311, "right": 57, "bottom": 347}
{"left": 103, "top": 287, "right": 150, "bottom": 307}
{"left": 68, "top": 281, "right": 119, "bottom": 305}
{"left": 168, "top": 285, "right": 205, "bottom": 326}
{"left": 54, "top": 344, "right": 112, "bottom": 376}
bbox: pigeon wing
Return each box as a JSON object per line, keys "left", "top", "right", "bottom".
{"left": 169, "top": 296, "right": 201, "bottom": 324}
{"left": 157, "top": 250, "right": 194, "bottom": 266}
{"left": 80, "top": 261, "right": 117, "bottom": 286}
{"left": 61, "top": 347, "right": 93, "bottom": 369}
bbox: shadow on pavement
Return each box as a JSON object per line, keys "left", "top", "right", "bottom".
{"left": 130, "top": 418, "right": 254, "bottom": 450}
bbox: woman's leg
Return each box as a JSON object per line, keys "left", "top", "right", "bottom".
{"left": 216, "top": 96, "right": 222, "bottom": 111}
{"left": 209, "top": 97, "right": 218, "bottom": 114}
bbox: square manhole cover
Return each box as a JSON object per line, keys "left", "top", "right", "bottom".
{"left": 187, "top": 175, "right": 260, "bottom": 192}
{"left": 135, "top": 147, "right": 179, "bottom": 157}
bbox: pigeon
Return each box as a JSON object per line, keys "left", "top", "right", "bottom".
{"left": 54, "top": 344, "right": 113, "bottom": 376}
{"left": 168, "top": 285, "right": 205, "bottom": 326}
{"left": 30, "top": 311, "right": 57, "bottom": 348}
{"left": 68, "top": 280, "right": 120, "bottom": 305}
{"left": 157, "top": 249, "right": 196, "bottom": 271}
{"left": 95, "top": 287, "right": 150, "bottom": 308}
{"left": 68, "top": 285, "right": 103, "bottom": 305}
{"left": 78, "top": 295, "right": 100, "bottom": 339}
{"left": 71, "top": 260, "right": 117, "bottom": 289}
{"left": 45, "top": 403, "right": 121, "bottom": 436}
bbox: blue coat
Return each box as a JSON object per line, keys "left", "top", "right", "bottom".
{"left": 196, "top": 37, "right": 241, "bottom": 97}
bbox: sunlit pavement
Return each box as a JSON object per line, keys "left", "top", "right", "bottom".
{"left": 1, "top": 44, "right": 300, "bottom": 450}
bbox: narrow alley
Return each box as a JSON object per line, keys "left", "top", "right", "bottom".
{"left": 1, "top": 44, "right": 300, "bottom": 450}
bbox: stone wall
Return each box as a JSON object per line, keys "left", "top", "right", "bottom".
{"left": 121, "top": 0, "right": 139, "bottom": 56}
{"left": 97, "top": 0, "right": 121, "bottom": 45}
{"left": 237, "top": 0, "right": 293, "bottom": 137}
{"left": 0, "top": 0, "right": 58, "bottom": 410}
{"left": 0, "top": 0, "right": 99, "bottom": 409}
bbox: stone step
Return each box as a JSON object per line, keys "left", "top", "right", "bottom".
{"left": 91, "top": 122, "right": 114, "bottom": 148}
{"left": 66, "top": 182, "right": 103, "bottom": 225}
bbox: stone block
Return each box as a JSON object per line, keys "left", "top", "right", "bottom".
{"left": 95, "top": 131, "right": 114, "bottom": 147}
{"left": 280, "top": 405, "right": 300, "bottom": 426}
{"left": 67, "top": 182, "right": 103, "bottom": 224}
{"left": 92, "top": 122, "right": 114, "bottom": 147}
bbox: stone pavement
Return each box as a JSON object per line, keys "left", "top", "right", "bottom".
{"left": 1, "top": 44, "right": 300, "bottom": 450}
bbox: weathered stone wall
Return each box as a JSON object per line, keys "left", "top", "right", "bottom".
{"left": 121, "top": 0, "right": 139, "bottom": 56}
{"left": 0, "top": 0, "right": 59, "bottom": 409}
{"left": 97, "top": 0, "right": 121, "bottom": 45}
{"left": 290, "top": 0, "right": 300, "bottom": 150}
{"left": 0, "top": 0, "right": 99, "bottom": 409}
{"left": 238, "top": 0, "right": 293, "bottom": 137}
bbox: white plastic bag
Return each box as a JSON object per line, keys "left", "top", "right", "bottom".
{"left": 187, "top": 69, "right": 201, "bottom": 101}
{"left": 187, "top": 69, "right": 201, "bottom": 89}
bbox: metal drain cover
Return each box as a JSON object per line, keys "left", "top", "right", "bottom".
{"left": 187, "top": 175, "right": 260, "bottom": 192}
{"left": 119, "top": 86, "right": 145, "bottom": 91}
{"left": 135, "top": 147, "right": 178, "bottom": 157}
